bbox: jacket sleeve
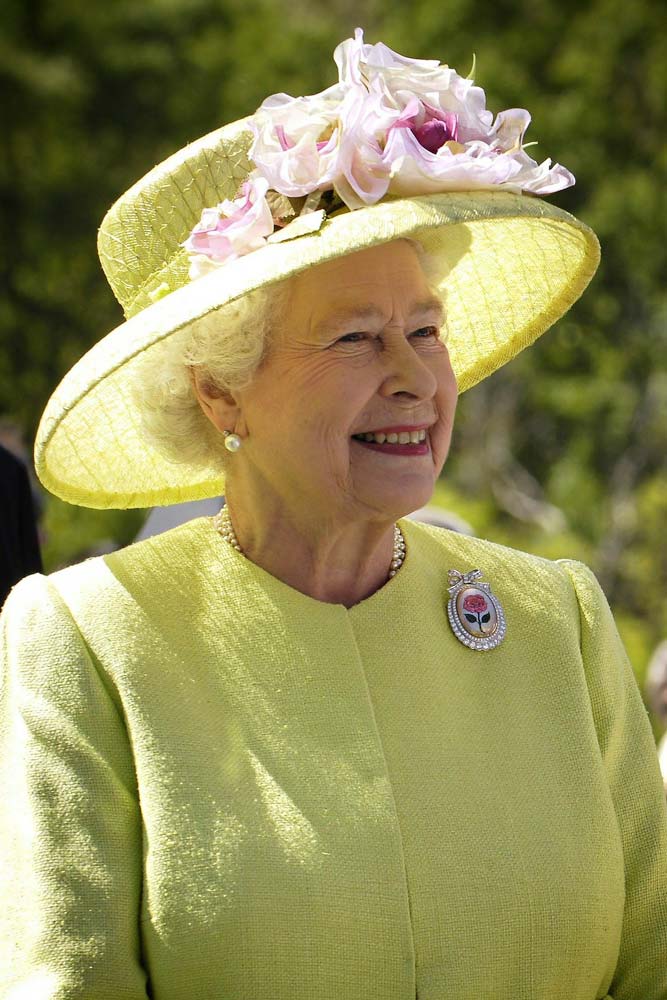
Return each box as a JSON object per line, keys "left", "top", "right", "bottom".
{"left": 0, "top": 574, "right": 150, "bottom": 999}
{"left": 559, "top": 559, "right": 667, "bottom": 1000}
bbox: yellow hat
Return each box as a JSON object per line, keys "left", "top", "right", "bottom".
{"left": 35, "top": 30, "right": 600, "bottom": 510}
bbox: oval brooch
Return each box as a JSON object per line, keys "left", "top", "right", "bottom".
{"left": 447, "top": 568, "right": 507, "bottom": 651}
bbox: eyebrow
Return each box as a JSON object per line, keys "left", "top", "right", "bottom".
{"left": 314, "top": 296, "right": 445, "bottom": 336}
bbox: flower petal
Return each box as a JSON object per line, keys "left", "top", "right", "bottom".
{"left": 249, "top": 89, "right": 343, "bottom": 197}
{"left": 183, "top": 175, "right": 275, "bottom": 275}
{"left": 489, "top": 108, "right": 532, "bottom": 152}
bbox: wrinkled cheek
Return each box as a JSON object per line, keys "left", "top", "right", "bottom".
{"left": 435, "top": 376, "right": 458, "bottom": 466}
{"left": 325, "top": 451, "right": 358, "bottom": 506}
{"left": 309, "top": 433, "right": 351, "bottom": 487}
{"left": 431, "top": 414, "right": 455, "bottom": 473}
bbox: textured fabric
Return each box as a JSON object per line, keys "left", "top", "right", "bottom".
{"left": 1, "top": 518, "right": 666, "bottom": 999}
{"left": 33, "top": 111, "right": 600, "bottom": 509}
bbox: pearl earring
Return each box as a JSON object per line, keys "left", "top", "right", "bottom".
{"left": 223, "top": 430, "right": 242, "bottom": 453}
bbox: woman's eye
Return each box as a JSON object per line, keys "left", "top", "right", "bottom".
{"left": 411, "top": 326, "right": 439, "bottom": 339}
{"left": 334, "top": 327, "right": 439, "bottom": 347}
{"left": 336, "top": 332, "right": 367, "bottom": 344}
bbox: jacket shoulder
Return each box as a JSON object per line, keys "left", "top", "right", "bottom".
{"left": 405, "top": 519, "right": 568, "bottom": 576}
{"left": 403, "top": 519, "right": 588, "bottom": 622}
{"left": 3, "top": 517, "right": 211, "bottom": 629}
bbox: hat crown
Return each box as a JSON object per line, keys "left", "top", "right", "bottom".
{"left": 97, "top": 120, "right": 253, "bottom": 319}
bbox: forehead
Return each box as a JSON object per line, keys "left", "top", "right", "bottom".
{"left": 287, "top": 240, "right": 442, "bottom": 332}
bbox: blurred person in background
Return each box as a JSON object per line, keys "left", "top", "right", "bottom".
{"left": 0, "top": 441, "right": 42, "bottom": 607}
{"left": 1, "top": 30, "right": 666, "bottom": 1000}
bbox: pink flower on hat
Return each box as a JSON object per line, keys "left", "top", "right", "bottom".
{"left": 331, "top": 84, "right": 397, "bottom": 208}
{"left": 411, "top": 111, "right": 460, "bottom": 153}
{"left": 183, "top": 175, "right": 274, "bottom": 278}
{"left": 250, "top": 28, "right": 574, "bottom": 211}
{"left": 334, "top": 29, "right": 494, "bottom": 148}
{"left": 185, "top": 28, "right": 576, "bottom": 274}
{"left": 338, "top": 30, "right": 573, "bottom": 201}
{"left": 249, "top": 89, "right": 344, "bottom": 199}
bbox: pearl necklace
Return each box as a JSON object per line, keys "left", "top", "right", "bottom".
{"left": 212, "top": 506, "right": 407, "bottom": 580}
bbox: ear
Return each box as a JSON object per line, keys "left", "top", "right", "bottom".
{"left": 188, "top": 368, "right": 241, "bottom": 436}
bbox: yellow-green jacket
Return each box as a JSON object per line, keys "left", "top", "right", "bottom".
{"left": 1, "top": 517, "right": 666, "bottom": 999}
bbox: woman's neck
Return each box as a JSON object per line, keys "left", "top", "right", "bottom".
{"left": 222, "top": 484, "right": 398, "bottom": 608}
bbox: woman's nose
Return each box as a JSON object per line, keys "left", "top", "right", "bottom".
{"left": 378, "top": 335, "right": 438, "bottom": 401}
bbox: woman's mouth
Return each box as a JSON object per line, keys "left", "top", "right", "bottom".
{"left": 351, "top": 426, "right": 430, "bottom": 456}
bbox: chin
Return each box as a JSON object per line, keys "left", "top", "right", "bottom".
{"left": 364, "top": 482, "right": 436, "bottom": 521}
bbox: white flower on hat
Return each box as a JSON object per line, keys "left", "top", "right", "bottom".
{"left": 334, "top": 28, "right": 446, "bottom": 88}
{"left": 333, "top": 28, "right": 573, "bottom": 201}
{"left": 183, "top": 175, "right": 274, "bottom": 278}
{"left": 330, "top": 84, "right": 397, "bottom": 208}
{"left": 186, "top": 28, "right": 575, "bottom": 273}
{"left": 333, "top": 27, "right": 492, "bottom": 139}
{"left": 248, "top": 86, "right": 345, "bottom": 199}
{"left": 250, "top": 28, "right": 574, "bottom": 208}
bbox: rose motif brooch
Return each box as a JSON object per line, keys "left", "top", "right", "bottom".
{"left": 447, "top": 568, "right": 507, "bottom": 651}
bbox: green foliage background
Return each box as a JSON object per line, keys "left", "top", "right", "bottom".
{"left": 2, "top": 0, "right": 666, "bottom": 727}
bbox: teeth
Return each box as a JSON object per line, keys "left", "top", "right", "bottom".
{"left": 353, "top": 428, "right": 429, "bottom": 445}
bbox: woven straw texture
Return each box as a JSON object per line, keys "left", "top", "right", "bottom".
{"left": 35, "top": 118, "right": 600, "bottom": 509}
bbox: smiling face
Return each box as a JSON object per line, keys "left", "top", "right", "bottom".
{"left": 206, "top": 239, "right": 458, "bottom": 528}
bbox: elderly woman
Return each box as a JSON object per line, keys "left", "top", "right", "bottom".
{"left": 1, "top": 30, "right": 666, "bottom": 1000}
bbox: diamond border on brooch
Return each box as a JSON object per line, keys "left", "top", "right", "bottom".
{"left": 446, "top": 570, "right": 507, "bottom": 651}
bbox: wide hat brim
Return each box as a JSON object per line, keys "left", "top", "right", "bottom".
{"left": 35, "top": 188, "right": 599, "bottom": 509}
